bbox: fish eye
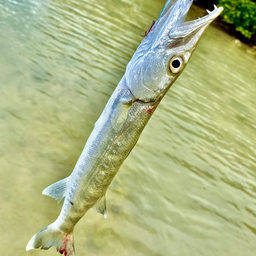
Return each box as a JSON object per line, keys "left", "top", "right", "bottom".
{"left": 169, "top": 56, "right": 184, "bottom": 74}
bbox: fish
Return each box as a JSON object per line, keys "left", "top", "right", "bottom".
{"left": 26, "top": 1, "right": 223, "bottom": 255}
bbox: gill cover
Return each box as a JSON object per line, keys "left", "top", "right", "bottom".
{"left": 124, "top": 0, "right": 223, "bottom": 102}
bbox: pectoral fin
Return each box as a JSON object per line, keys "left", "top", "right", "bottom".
{"left": 42, "top": 177, "right": 68, "bottom": 203}
{"left": 91, "top": 195, "right": 107, "bottom": 218}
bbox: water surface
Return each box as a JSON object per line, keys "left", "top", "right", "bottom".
{"left": 0, "top": 0, "right": 256, "bottom": 255}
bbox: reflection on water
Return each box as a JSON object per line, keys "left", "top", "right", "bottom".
{"left": 0, "top": 0, "right": 256, "bottom": 255}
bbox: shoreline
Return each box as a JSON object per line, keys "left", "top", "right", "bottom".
{"left": 191, "top": 4, "right": 256, "bottom": 56}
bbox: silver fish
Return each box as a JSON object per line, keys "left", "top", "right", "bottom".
{"left": 26, "top": 1, "right": 223, "bottom": 255}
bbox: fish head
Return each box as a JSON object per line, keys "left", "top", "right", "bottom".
{"left": 125, "top": 0, "right": 223, "bottom": 102}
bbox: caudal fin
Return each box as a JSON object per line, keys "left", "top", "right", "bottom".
{"left": 26, "top": 222, "right": 75, "bottom": 256}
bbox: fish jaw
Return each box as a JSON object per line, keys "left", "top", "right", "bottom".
{"left": 125, "top": 0, "right": 223, "bottom": 102}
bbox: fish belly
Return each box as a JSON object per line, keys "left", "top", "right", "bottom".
{"left": 56, "top": 79, "right": 158, "bottom": 233}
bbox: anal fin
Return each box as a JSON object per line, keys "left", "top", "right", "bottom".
{"left": 42, "top": 177, "right": 68, "bottom": 204}
{"left": 91, "top": 195, "right": 107, "bottom": 218}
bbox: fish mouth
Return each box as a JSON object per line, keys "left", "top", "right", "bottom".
{"left": 169, "top": 4, "right": 224, "bottom": 39}
{"left": 156, "top": 0, "right": 223, "bottom": 39}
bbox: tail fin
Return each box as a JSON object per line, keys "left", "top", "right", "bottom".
{"left": 26, "top": 222, "right": 75, "bottom": 256}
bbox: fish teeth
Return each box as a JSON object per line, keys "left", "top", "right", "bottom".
{"left": 206, "top": 4, "right": 218, "bottom": 15}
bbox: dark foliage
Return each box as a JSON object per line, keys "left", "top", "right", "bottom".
{"left": 218, "top": 0, "right": 256, "bottom": 40}
{"left": 194, "top": 0, "right": 218, "bottom": 9}
{"left": 194, "top": 0, "right": 256, "bottom": 43}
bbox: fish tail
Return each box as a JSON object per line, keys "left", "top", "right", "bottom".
{"left": 26, "top": 221, "right": 75, "bottom": 256}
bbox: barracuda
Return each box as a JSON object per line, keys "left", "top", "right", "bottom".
{"left": 26, "top": 1, "right": 223, "bottom": 255}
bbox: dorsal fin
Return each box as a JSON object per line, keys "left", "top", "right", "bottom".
{"left": 42, "top": 177, "right": 68, "bottom": 204}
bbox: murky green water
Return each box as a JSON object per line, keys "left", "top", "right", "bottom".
{"left": 1, "top": 0, "right": 256, "bottom": 255}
